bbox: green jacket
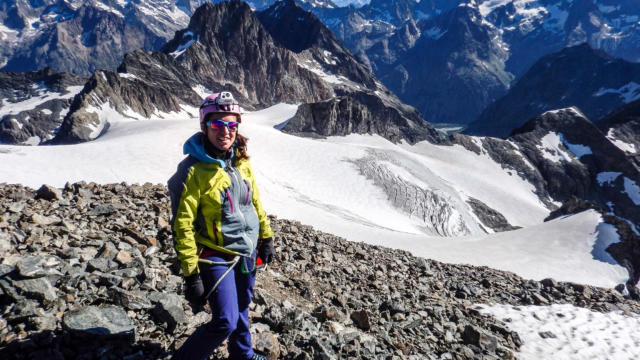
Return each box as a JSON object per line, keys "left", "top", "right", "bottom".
{"left": 168, "top": 133, "right": 273, "bottom": 276}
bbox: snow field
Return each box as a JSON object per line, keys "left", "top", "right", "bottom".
{"left": 476, "top": 303, "right": 640, "bottom": 360}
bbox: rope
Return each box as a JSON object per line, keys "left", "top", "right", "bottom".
{"left": 199, "top": 255, "right": 241, "bottom": 300}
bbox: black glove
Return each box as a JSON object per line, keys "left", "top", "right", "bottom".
{"left": 184, "top": 273, "right": 205, "bottom": 308}
{"left": 258, "top": 237, "right": 275, "bottom": 264}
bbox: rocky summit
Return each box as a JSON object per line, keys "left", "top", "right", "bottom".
{"left": 1, "top": 182, "right": 639, "bottom": 359}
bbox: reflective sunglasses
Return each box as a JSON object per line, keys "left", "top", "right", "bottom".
{"left": 206, "top": 120, "right": 238, "bottom": 132}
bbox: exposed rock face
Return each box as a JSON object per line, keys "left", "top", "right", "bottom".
{"left": 257, "top": 0, "right": 375, "bottom": 89}
{"left": 466, "top": 44, "right": 640, "bottom": 138}
{"left": 1, "top": 182, "right": 639, "bottom": 359}
{"left": 163, "top": 0, "right": 334, "bottom": 107}
{"left": 598, "top": 97, "right": 640, "bottom": 168}
{"left": 0, "top": 68, "right": 86, "bottom": 145}
{"left": 451, "top": 106, "right": 640, "bottom": 234}
{"left": 466, "top": 198, "right": 520, "bottom": 233}
{"left": 508, "top": 107, "right": 640, "bottom": 225}
{"left": 380, "top": 4, "right": 513, "bottom": 126}
{"left": 1, "top": 4, "right": 165, "bottom": 77}
{"left": 282, "top": 93, "right": 443, "bottom": 144}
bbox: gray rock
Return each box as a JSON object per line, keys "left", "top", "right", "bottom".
{"left": 29, "top": 313, "right": 58, "bottom": 331}
{"left": 87, "top": 258, "right": 118, "bottom": 273}
{"left": 36, "top": 185, "right": 62, "bottom": 201}
{"left": 252, "top": 331, "right": 280, "bottom": 360}
{"left": 0, "top": 263, "right": 15, "bottom": 277}
{"left": 16, "top": 256, "right": 63, "bottom": 278}
{"left": 62, "top": 305, "right": 136, "bottom": 339}
{"left": 539, "top": 331, "right": 557, "bottom": 339}
{"left": 31, "top": 213, "right": 62, "bottom": 226}
{"left": 6, "top": 299, "right": 42, "bottom": 322}
{"left": 350, "top": 309, "right": 371, "bottom": 331}
{"left": 148, "top": 291, "right": 187, "bottom": 332}
{"left": 111, "top": 288, "right": 154, "bottom": 310}
{"left": 12, "top": 277, "right": 57, "bottom": 303}
{"left": 462, "top": 325, "right": 497, "bottom": 353}
{"left": 88, "top": 204, "right": 117, "bottom": 216}
{"left": 8, "top": 202, "right": 25, "bottom": 213}
{"left": 98, "top": 242, "right": 119, "bottom": 260}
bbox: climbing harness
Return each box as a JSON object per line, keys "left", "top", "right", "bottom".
{"left": 198, "top": 256, "right": 240, "bottom": 300}
{"left": 197, "top": 254, "right": 267, "bottom": 300}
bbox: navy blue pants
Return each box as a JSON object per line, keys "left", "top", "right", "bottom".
{"left": 173, "top": 254, "right": 257, "bottom": 360}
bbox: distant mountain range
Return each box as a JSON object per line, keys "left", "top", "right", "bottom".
{"left": 297, "top": 0, "right": 640, "bottom": 127}
{"left": 0, "top": 0, "right": 442, "bottom": 146}
{"left": 4, "top": 0, "right": 640, "bottom": 132}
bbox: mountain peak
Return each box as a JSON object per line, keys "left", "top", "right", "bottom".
{"left": 258, "top": 0, "right": 337, "bottom": 52}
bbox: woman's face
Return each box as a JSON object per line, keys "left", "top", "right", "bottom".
{"left": 204, "top": 114, "right": 238, "bottom": 152}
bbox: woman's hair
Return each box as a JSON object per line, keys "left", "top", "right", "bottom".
{"left": 235, "top": 133, "right": 249, "bottom": 160}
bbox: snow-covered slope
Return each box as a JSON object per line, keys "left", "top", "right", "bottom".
{"left": 0, "top": 104, "right": 631, "bottom": 289}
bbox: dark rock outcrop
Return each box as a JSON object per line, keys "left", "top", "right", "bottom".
{"left": 380, "top": 4, "right": 513, "bottom": 126}
{"left": 598, "top": 97, "right": 640, "bottom": 168}
{"left": 466, "top": 198, "right": 520, "bottom": 233}
{"left": 0, "top": 68, "right": 86, "bottom": 144}
{"left": 466, "top": 44, "right": 640, "bottom": 138}
{"left": 2, "top": 4, "right": 165, "bottom": 77}
{"left": 282, "top": 93, "right": 443, "bottom": 144}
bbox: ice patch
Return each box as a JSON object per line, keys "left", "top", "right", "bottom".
{"left": 118, "top": 73, "right": 139, "bottom": 80}
{"left": 595, "top": 82, "right": 640, "bottom": 104}
{"left": 170, "top": 34, "right": 197, "bottom": 58}
{"left": 596, "top": 172, "right": 622, "bottom": 186}
{"left": 598, "top": 4, "right": 620, "bottom": 14}
{"left": 478, "top": 0, "right": 511, "bottom": 17}
{"left": 22, "top": 136, "right": 41, "bottom": 146}
{"left": 476, "top": 303, "right": 640, "bottom": 360}
{"left": 40, "top": 109, "right": 52, "bottom": 115}
{"left": 623, "top": 177, "right": 640, "bottom": 205}
{"left": 191, "top": 85, "right": 214, "bottom": 100}
{"left": 606, "top": 129, "right": 637, "bottom": 153}
{"left": 563, "top": 141, "right": 592, "bottom": 158}
{"left": 593, "top": 223, "right": 621, "bottom": 265}
{"left": 298, "top": 59, "right": 346, "bottom": 85}
{"left": 537, "top": 132, "right": 574, "bottom": 163}
{"left": 425, "top": 27, "right": 447, "bottom": 40}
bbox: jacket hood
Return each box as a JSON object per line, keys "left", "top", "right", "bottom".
{"left": 183, "top": 132, "right": 227, "bottom": 167}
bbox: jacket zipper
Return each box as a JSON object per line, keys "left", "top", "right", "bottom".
{"left": 227, "top": 170, "right": 248, "bottom": 230}
{"left": 244, "top": 180, "right": 250, "bottom": 206}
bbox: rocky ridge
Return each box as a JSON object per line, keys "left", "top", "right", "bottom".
{"left": 465, "top": 44, "right": 640, "bottom": 138}
{"left": 2, "top": 182, "right": 639, "bottom": 359}
{"left": 309, "top": 0, "right": 640, "bottom": 126}
{"left": 1, "top": 2, "right": 167, "bottom": 77}
{"left": 0, "top": 68, "right": 86, "bottom": 145}
{"left": 598, "top": 97, "right": 640, "bottom": 168}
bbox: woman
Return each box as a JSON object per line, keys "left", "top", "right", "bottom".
{"left": 168, "top": 91, "right": 274, "bottom": 360}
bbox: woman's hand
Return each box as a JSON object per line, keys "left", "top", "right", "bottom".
{"left": 258, "top": 237, "right": 275, "bottom": 264}
{"left": 184, "top": 273, "right": 205, "bottom": 308}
